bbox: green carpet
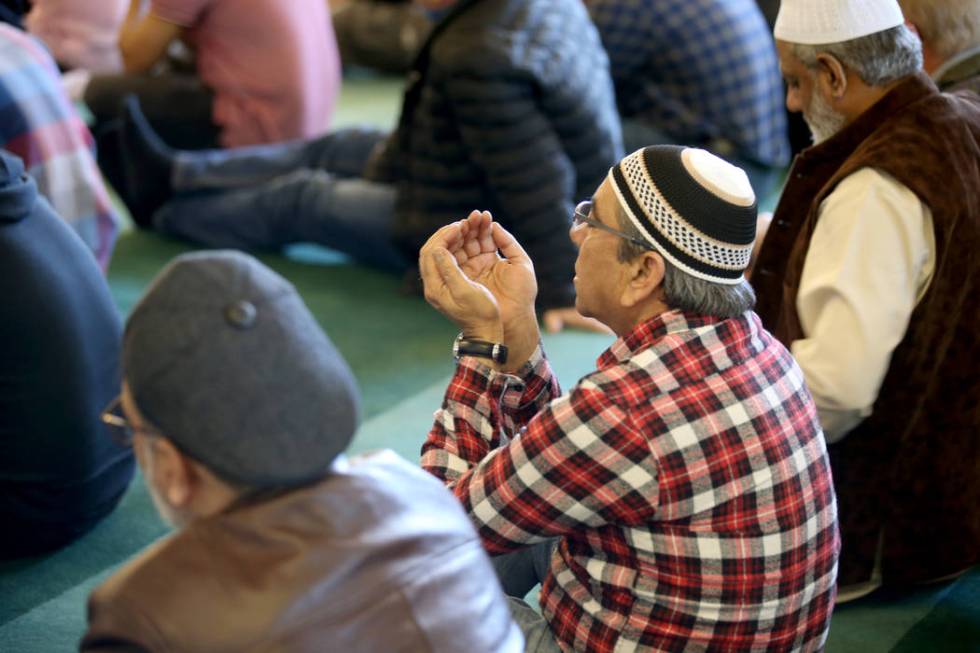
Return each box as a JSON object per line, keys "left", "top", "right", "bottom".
{"left": 892, "top": 567, "right": 980, "bottom": 651}
{"left": 1, "top": 75, "right": 978, "bottom": 652}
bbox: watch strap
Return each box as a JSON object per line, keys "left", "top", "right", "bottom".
{"left": 453, "top": 333, "right": 508, "bottom": 364}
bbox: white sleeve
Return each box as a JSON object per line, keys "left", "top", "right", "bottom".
{"left": 791, "top": 168, "right": 935, "bottom": 442}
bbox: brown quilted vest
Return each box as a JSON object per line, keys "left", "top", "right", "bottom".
{"left": 754, "top": 73, "right": 980, "bottom": 586}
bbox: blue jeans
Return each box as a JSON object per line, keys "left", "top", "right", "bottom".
{"left": 154, "top": 127, "right": 409, "bottom": 272}
{"left": 493, "top": 541, "right": 562, "bottom": 653}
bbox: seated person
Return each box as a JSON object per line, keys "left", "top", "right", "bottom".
{"left": 418, "top": 146, "right": 839, "bottom": 651}
{"left": 0, "top": 150, "right": 134, "bottom": 559}
{"left": 81, "top": 250, "right": 523, "bottom": 653}
{"left": 900, "top": 0, "right": 980, "bottom": 93}
{"left": 86, "top": 0, "right": 340, "bottom": 149}
{"left": 753, "top": 0, "right": 980, "bottom": 600}
{"left": 26, "top": 0, "right": 127, "bottom": 73}
{"left": 0, "top": 21, "right": 121, "bottom": 269}
{"left": 585, "top": 0, "right": 790, "bottom": 197}
{"left": 113, "top": 0, "right": 622, "bottom": 331}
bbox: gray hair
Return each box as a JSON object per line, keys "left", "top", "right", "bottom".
{"left": 615, "top": 209, "right": 756, "bottom": 319}
{"left": 899, "top": 0, "right": 980, "bottom": 61}
{"left": 792, "top": 24, "right": 923, "bottom": 87}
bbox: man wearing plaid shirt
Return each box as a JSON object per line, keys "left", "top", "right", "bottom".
{"left": 419, "top": 146, "right": 839, "bottom": 652}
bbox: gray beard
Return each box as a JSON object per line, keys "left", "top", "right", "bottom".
{"left": 805, "top": 91, "right": 848, "bottom": 144}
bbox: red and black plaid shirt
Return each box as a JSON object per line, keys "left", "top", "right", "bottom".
{"left": 423, "top": 310, "right": 839, "bottom": 652}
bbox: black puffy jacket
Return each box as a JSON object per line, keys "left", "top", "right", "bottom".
{"left": 368, "top": 0, "right": 623, "bottom": 309}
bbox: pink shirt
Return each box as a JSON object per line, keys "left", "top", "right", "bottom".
{"left": 151, "top": 0, "right": 340, "bottom": 148}
{"left": 26, "top": 0, "right": 127, "bottom": 73}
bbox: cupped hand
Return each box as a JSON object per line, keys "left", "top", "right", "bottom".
{"left": 447, "top": 211, "right": 538, "bottom": 329}
{"left": 420, "top": 221, "right": 502, "bottom": 340}
{"left": 421, "top": 211, "right": 543, "bottom": 369}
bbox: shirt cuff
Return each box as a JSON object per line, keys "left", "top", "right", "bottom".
{"left": 445, "top": 356, "right": 498, "bottom": 407}
{"left": 497, "top": 345, "right": 558, "bottom": 420}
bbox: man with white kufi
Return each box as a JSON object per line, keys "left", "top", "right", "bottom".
{"left": 753, "top": 0, "right": 980, "bottom": 601}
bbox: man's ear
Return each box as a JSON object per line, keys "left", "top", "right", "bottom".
{"left": 147, "top": 437, "right": 196, "bottom": 508}
{"left": 620, "top": 251, "right": 665, "bottom": 308}
{"left": 815, "top": 52, "right": 848, "bottom": 99}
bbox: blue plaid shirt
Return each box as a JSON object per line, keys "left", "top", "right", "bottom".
{"left": 587, "top": 0, "right": 789, "bottom": 167}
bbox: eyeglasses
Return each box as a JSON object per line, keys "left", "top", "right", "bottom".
{"left": 572, "top": 201, "right": 653, "bottom": 250}
{"left": 101, "top": 395, "right": 157, "bottom": 446}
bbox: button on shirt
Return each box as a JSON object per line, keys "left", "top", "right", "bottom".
{"left": 424, "top": 310, "right": 839, "bottom": 652}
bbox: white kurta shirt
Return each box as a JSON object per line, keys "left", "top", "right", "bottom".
{"left": 791, "top": 167, "right": 935, "bottom": 442}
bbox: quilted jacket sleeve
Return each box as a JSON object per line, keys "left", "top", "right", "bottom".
{"left": 444, "top": 69, "right": 579, "bottom": 309}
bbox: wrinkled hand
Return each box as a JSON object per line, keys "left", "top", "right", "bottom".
{"left": 542, "top": 307, "right": 613, "bottom": 334}
{"left": 450, "top": 211, "right": 538, "bottom": 329}
{"left": 420, "top": 219, "right": 502, "bottom": 340}
{"left": 420, "top": 211, "right": 541, "bottom": 369}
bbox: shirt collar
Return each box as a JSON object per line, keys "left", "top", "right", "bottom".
{"left": 597, "top": 309, "right": 722, "bottom": 368}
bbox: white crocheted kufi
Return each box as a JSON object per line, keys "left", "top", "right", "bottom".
{"left": 774, "top": 0, "right": 905, "bottom": 45}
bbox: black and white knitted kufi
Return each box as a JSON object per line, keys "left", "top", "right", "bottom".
{"left": 608, "top": 146, "right": 757, "bottom": 284}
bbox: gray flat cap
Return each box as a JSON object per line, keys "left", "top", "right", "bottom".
{"left": 123, "top": 250, "right": 360, "bottom": 488}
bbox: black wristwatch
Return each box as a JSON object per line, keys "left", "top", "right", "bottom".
{"left": 453, "top": 333, "right": 508, "bottom": 364}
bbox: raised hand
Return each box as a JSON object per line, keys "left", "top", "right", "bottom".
{"left": 450, "top": 211, "right": 538, "bottom": 329}
{"left": 420, "top": 220, "right": 502, "bottom": 342}
{"left": 420, "top": 211, "right": 541, "bottom": 370}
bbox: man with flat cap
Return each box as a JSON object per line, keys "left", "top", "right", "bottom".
{"left": 80, "top": 251, "right": 522, "bottom": 652}
{"left": 753, "top": 0, "right": 980, "bottom": 601}
{"left": 419, "top": 146, "right": 840, "bottom": 652}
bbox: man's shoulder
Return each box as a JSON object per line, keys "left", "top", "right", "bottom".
{"left": 838, "top": 85, "right": 980, "bottom": 203}
{"left": 824, "top": 166, "right": 927, "bottom": 211}
{"left": 866, "top": 81, "right": 980, "bottom": 148}
{"left": 430, "top": 0, "right": 594, "bottom": 75}
{"left": 584, "top": 312, "right": 783, "bottom": 397}
{"left": 86, "top": 532, "right": 179, "bottom": 644}
{"left": 336, "top": 449, "right": 458, "bottom": 502}
{"left": 574, "top": 333, "right": 690, "bottom": 406}
{"left": 87, "top": 458, "right": 484, "bottom": 648}
{"left": 320, "top": 450, "right": 481, "bottom": 540}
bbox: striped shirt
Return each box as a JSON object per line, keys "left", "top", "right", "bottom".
{"left": 0, "top": 24, "right": 119, "bottom": 269}
{"left": 424, "top": 310, "right": 839, "bottom": 651}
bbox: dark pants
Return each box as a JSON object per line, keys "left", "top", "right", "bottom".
{"left": 85, "top": 71, "right": 220, "bottom": 150}
{"left": 0, "top": 478, "right": 131, "bottom": 560}
{"left": 491, "top": 541, "right": 562, "bottom": 653}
